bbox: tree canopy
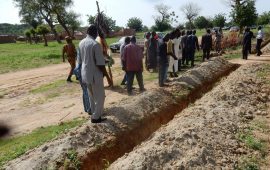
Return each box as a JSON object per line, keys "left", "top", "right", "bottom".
{"left": 213, "top": 14, "right": 226, "bottom": 28}
{"left": 87, "top": 13, "right": 117, "bottom": 32}
{"left": 230, "top": 0, "right": 257, "bottom": 31}
{"left": 127, "top": 17, "right": 143, "bottom": 31}
{"left": 181, "top": 2, "right": 201, "bottom": 29}
{"left": 194, "top": 16, "right": 211, "bottom": 29}
{"left": 257, "top": 11, "right": 270, "bottom": 25}
{"left": 152, "top": 3, "right": 176, "bottom": 31}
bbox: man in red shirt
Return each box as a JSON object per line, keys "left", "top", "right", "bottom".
{"left": 122, "top": 36, "right": 145, "bottom": 95}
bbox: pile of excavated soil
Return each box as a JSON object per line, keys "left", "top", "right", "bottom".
{"left": 109, "top": 64, "right": 270, "bottom": 169}
{"left": 4, "top": 58, "right": 237, "bottom": 169}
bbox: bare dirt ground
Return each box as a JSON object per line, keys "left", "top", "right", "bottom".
{"left": 0, "top": 55, "right": 159, "bottom": 136}
{"left": 0, "top": 45, "right": 269, "bottom": 138}
{"left": 109, "top": 63, "right": 270, "bottom": 170}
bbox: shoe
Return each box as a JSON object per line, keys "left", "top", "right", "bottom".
{"left": 67, "top": 79, "right": 73, "bottom": 82}
{"left": 159, "top": 84, "right": 169, "bottom": 87}
{"left": 140, "top": 88, "right": 146, "bottom": 92}
{"left": 87, "top": 110, "right": 92, "bottom": 115}
{"left": 91, "top": 117, "right": 107, "bottom": 123}
{"left": 174, "top": 73, "right": 178, "bottom": 77}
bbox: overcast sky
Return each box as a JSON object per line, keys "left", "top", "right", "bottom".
{"left": 0, "top": 0, "right": 269, "bottom": 27}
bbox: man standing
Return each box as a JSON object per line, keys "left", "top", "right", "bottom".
{"left": 256, "top": 26, "right": 264, "bottom": 56}
{"left": 123, "top": 36, "right": 145, "bottom": 95}
{"left": 158, "top": 34, "right": 170, "bottom": 87}
{"left": 180, "top": 30, "right": 188, "bottom": 66}
{"left": 78, "top": 25, "right": 107, "bottom": 123}
{"left": 62, "top": 36, "right": 77, "bottom": 82}
{"left": 242, "top": 27, "right": 254, "bottom": 60}
{"left": 187, "top": 30, "right": 199, "bottom": 67}
{"left": 214, "top": 30, "right": 222, "bottom": 55}
{"left": 144, "top": 32, "right": 151, "bottom": 71}
{"left": 147, "top": 31, "right": 158, "bottom": 72}
{"left": 120, "top": 36, "right": 131, "bottom": 85}
{"left": 201, "top": 29, "right": 212, "bottom": 61}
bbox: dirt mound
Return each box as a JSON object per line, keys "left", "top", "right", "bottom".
{"left": 109, "top": 64, "right": 270, "bottom": 169}
{"left": 4, "top": 57, "right": 237, "bottom": 169}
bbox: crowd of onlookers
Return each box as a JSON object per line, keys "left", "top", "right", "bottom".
{"left": 61, "top": 25, "right": 265, "bottom": 123}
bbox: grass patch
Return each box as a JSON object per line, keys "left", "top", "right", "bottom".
{"left": 31, "top": 79, "right": 66, "bottom": 94}
{"left": 63, "top": 149, "right": 81, "bottom": 170}
{"left": 0, "top": 41, "right": 74, "bottom": 74}
{"left": 238, "top": 132, "right": 265, "bottom": 151}
{"left": 237, "top": 156, "right": 260, "bottom": 170}
{"left": 223, "top": 53, "right": 242, "bottom": 60}
{"left": 0, "top": 118, "right": 86, "bottom": 167}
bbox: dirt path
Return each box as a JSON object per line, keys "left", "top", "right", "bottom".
{"left": 0, "top": 57, "right": 158, "bottom": 137}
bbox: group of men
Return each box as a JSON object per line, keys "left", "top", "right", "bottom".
{"left": 143, "top": 28, "right": 220, "bottom": 87}
{"left": 62, "top": 24, "right": 264, "bottom": 123}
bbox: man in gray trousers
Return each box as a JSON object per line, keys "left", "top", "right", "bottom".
{"left": 78, "top": 25, "right": 107, "bottom": 123}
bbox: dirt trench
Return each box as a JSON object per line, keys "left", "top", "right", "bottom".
{"left": 109, "top": 63, "right": 270, "bottom": 169}
{"left": 4, "top": 57, "right": 238, "bottom": 170}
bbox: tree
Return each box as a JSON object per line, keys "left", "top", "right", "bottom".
{"left": 127, "top": 17, "right": 143, "bottom": 31}
{"left": 24, "top": 29, "right": 32, "bottom": 44}
{"left": 65, "top": 11, "right": 81, "bottom": 37}
{"left": 87, "top": 13, "right": 117, "bottom": 32}
{"left": 213, "top": 14, "right": 226, "bottom": 28}
{"left": 194, "top": 16, "right": 210, "bottom": 29}
{"left": 181, "top": 2, "right": 201, "bottom": 29}
{"left": 152, "top": 3, "right": 176, "bottom": 31}
{"left": 14, "top": 0, "right": 76, "bottom": 43}
{"left": 230, "top": 0, "right": 257, "bottom": 32}
{"left": 257, "top": 11, "right": 270, "bottom": 25}
{"left": 142, "top": 25, "right": 149, "bottom": 32}
{"left": 185, "top": 22, "right": 195, "bottom": 29}
{"left": 36, "top": 24, "right": 50, "bottom": 46}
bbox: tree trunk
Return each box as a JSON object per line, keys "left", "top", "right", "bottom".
{"left": 29, "top": 37, "right": 32, "bottom": 44}
{"left": 51, "top": 27, "right": 62, "bottom": 43}
{"left": 43, "top": 34, "right": 48, "bottom": 46}
{"left": 43, "top": 15, "right": 61, "bottom": 43}
{"left": 56, "top": 14, "right": 72, "bottom": 37}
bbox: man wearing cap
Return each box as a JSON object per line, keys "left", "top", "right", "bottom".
{"left": 62, "top": 36, "right": 77, "bottom": 82}
{"left": 78, "top": 25, "right": 107, "bottom": 123}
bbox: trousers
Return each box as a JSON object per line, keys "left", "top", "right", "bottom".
{"left": 127, "top": 71, "right": 144, "bottom": 94}
{"left": 87, "top": 79, "right": 105, "bottom": 119}
{"left": 203, "top": 49, "right": 210, "bottom": 61}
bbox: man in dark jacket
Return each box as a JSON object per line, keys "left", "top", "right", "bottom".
{"left": 186, "top": 30, "right": 199, "bottom": 67}
{"left": 242, "top": 27, "right": 254, "bottom": 60}
{"left": 180, "top": 30, "right": 188, "bottom": 65}
{"left": 201, "top": 29, "right": 212, "bottom": 61}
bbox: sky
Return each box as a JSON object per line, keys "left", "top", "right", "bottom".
{"left": 0, "top": 0, "right": 269, "bottom": 27}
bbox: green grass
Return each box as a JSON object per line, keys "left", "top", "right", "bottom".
{"left": 238, "top": 132, "right": 265, "bottom": 151}
{"left": 30, "top": 79, "right": 66, "bottom": 94}
{"left": 0, "top": 41, "right": 74, "bottom": 74}
{"left": 237, "top": 156, "right": 260, "bottom": 170}
{"left": 0, "top": 118, "right": 86, "bottom": 167}
{"left": 223, "top": 53, "right": 242, "bottom": 60}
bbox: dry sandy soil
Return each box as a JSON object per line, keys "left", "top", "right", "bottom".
{"left": 110, "top": 63, "right": 270, "bottom": 169}
{"left": 1, "top": 45, "right": 270, "bottom": 169}
{"left": 1, "top": 49, "right": 269, "bottom": 137}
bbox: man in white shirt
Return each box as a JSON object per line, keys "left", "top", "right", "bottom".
{"left": 256, "top": 26, "right": 264, "bottom": 56}
{"left": 78, "top": 25, "right": 107, "bottom": 123}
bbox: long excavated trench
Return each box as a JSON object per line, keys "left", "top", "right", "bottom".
{"left": 80, "top": 58, "right": 239, "bottom": 170}
{"left": 4, "top": 58, "right": 240, "bottom": 170}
